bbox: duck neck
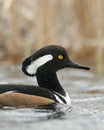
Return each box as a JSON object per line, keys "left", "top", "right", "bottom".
{"left": 36, "top": 70, "right": 66, "bottom": 96}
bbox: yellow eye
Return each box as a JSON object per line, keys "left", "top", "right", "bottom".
{"left": 58, "top": 55, "right": 63, "bottom": 60}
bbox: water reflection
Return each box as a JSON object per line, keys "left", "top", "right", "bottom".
{"left": 0, "top": 103, "right": 71, "bottom": 123}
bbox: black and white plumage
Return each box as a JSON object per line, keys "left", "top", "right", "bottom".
{"left": 0, "top": 45, "right": 90, "bottom": 108}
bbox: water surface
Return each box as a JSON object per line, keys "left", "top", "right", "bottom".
{"left": 0, "top": 63, "right": 104, "bottom": 130}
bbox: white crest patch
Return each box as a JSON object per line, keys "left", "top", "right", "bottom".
{"left": 27, "top": 54, "right": 53, "bottom": 75}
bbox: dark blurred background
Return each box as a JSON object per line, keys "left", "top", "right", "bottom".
{"left": 0, "top": 0, "right": 104, "bottom": 73}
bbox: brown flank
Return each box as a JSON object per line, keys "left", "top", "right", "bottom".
{"left": 0, "top": 92, "right": 55, "bottom": 108}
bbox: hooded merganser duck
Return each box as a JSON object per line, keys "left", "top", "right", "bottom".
{"left": 0, "top": 45, "right": 90, "bottom": 108}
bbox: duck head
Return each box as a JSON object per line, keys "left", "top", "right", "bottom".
{"left": 22, "top": 45, "right": 90, "bottom": 76}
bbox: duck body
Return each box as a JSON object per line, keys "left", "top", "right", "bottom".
{"left": 0, "top": 45, "right": 90, "bottom": 108}
{"left": 0, "top": 84, "right": 56, "bottom": 108}
{"left": 0, "top": 84, "right": 70, "bottom": 108}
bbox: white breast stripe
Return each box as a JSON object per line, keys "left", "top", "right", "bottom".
{"left": 65, "top": 91, "right": 71, "bottom": 105}
{"left": 54, "top": 91, "right": 71, "bottom": 105}
{"left": 54, "top": 94, "right": 64, "bottom": 104}
{"left": 27, "top": 54, "right": 53, "bottom": 75}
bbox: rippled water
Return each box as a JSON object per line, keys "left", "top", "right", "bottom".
{"left": 0, "top": 63, "right": 104, "bottom": 130}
